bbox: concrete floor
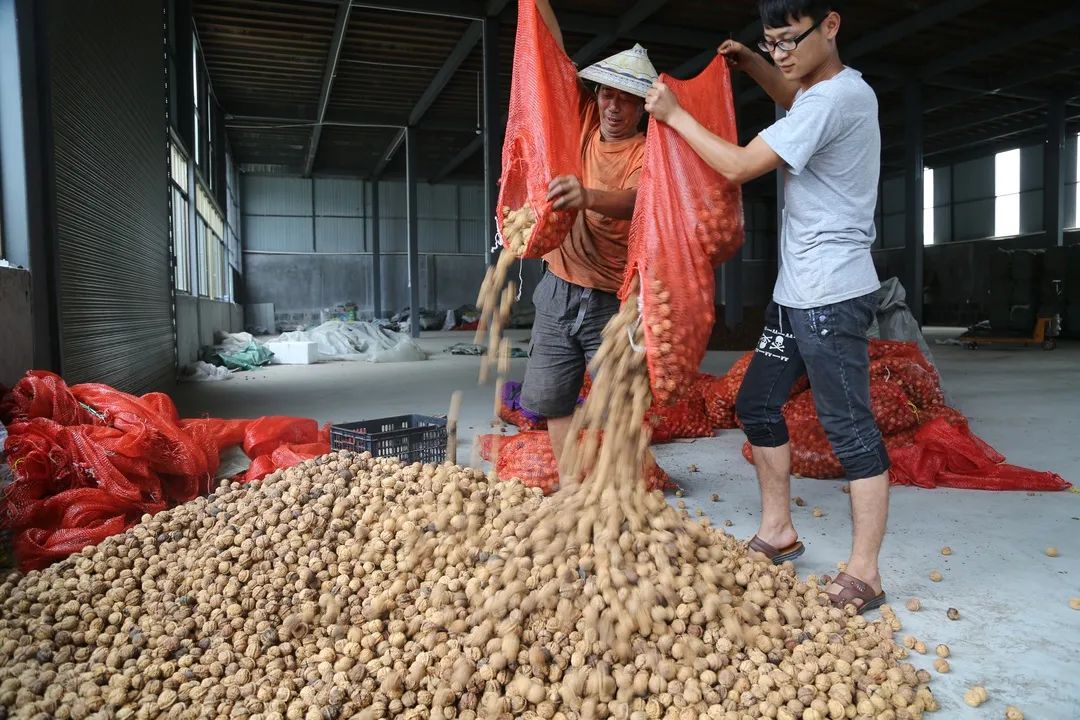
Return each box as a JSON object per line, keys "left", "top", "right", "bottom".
{"left": 172, "top": 329, "right": 1080, "bottom": 718}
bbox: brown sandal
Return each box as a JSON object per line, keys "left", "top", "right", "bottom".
{"left": 826, "top": 572, "right": 886, "bottom": 614}
{"left": 748, "top": 535, "right": 805, "bottom": 565}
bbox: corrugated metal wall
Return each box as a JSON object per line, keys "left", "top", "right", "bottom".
{"left": 241, "top": 176, "right": 494, "bottom": 322}
{"left": 241, "top": 177, "right": 488, "bottom": 256}
{"left": 46, "top": 0, "right": 173, "bottom": 392}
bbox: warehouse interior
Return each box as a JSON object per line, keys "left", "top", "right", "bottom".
{"left": 1, "top": 0, "right": 1079, "bottom": 717}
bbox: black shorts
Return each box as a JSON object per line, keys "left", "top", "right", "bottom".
{"left": 735, "top": 293, "right": 890, "bottom": 481}
{"left": 520, "top": 272, "right": 620, "bottom": 419}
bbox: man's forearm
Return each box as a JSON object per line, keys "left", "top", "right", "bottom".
{"left": 743, "top": 53, "right": 798, "bottom": 110}
{"left": 534, "top": 0, "right": 564, "bottom": 52}
{"left": 667, "top": 110, "right": 749, "bottom": 184}
{"left": 586, "top": 188, "right": 637, "bottom": 221}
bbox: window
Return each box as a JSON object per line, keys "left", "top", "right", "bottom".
{"left": 196, "top": 183, "right": 228, "bottom": 301}
{"left": 169, "top": 142, "right": 192, "bottom": 292}
{"left": 923, "top": 168, "right": 934, "bottom": 246}
{"left": 192, "top": 34, "right": 200, "bottom": 169}
{"left": 1072, "top": 132, "right": 1080, "bottom": 229}
{"left": 995, "top": 148, "right": 1021, "bottom": 237}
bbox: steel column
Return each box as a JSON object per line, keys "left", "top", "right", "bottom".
{"left": 405, "top": 126, "right": 421, "bottom": 338}
{"left": 371, "top": 181, "right": 383, "bottom": 318}
{"left": 903, "top": 79, "right": 924, "bottom": 324}
{"left": 1044, "top": 93, "right": 1067, "bottom": 247}
{"left": 482, "top": 16, "right": 501, "bottom": 266}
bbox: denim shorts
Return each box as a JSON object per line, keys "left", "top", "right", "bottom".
{"left": 734, "top": 293, "right": 890, "bottom": 481}
{"left": 520, "top": 272, "right": 620, "bottom": 418}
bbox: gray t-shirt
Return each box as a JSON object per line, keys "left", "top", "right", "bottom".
{"left": 759, "top": 67, "right": 881, "bottom": 310}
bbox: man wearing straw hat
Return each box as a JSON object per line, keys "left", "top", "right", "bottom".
{"left": 520, "top": 0, "right": 660, "bottom": 472}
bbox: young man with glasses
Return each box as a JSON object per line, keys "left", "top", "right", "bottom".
{"left": 523, "top": 1, "right": 660, "bottom": 472}
{"left": 645, "top": 0, "right": 888, "bottom": 614}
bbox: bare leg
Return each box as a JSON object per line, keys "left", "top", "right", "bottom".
{"left": 547, "top": 415, "right": 573, "bottom": 467}
{"left": 751, "top": 444, "right": 799, "bottom": 550}
{"left": 829, "top": 471, "right": 889, "bottom": 598}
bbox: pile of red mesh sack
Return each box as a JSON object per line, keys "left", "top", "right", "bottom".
{"left": 476, "top": 430, "right": 674, "bottom": 495}
{"left": 720, "top": 341, "right": 1068, "bottom": 490}
{"left": 1, "top": 370, "right": 330, "bottom": 570}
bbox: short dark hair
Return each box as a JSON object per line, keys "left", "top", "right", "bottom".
{"left": 758, "top": 0, "right": 834, "bottom": 29}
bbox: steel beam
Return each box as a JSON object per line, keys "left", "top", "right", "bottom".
{"left": 672, "top": 19, "right": 760, "bottom": 79}
{"left": 226, "top": 112, "right": 478, "bottom": 134}
{"left": 405, "top": 126, "right": 421, "bottom": 338}
{"left": 919, "top": 54, "right": 1080, "bottom": 112}
{"left": 1045, "top": 93, "right": 1067, "bottom": 247}
{"left": 903, "top": 80, "right": 924, "bottom": 323}
{"left": 351, "top": 0, "right": 483, "bottom": 19}
{"left": 485, "top": 0, "right": 511, "bottom": 17}
{"left": 572, "top": 0, "right": 669, "bottom": 67}
{"left": 371, "top": 128, "right": 406, "bottom": 180}
{"left": 482, "top": 16, "right": 501, "bottom": 266}
{"left": 409, "top": 20, "right": 482, "bottom": 126}
{"left": 303, "top": 0, "right": 351, "bottom": 176}
{"left": 881, "top": 101, "right": 1038, "bottom": 151}
{"left": 923, "top": 6, "right": 1080, "bottom": 79}
{"left": 371, "top": 181, "right": 383, "bottom": 318}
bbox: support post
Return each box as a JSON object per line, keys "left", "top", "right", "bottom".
{"left": 1044, "top": 92, "right": 1066, "bottom": 247}
{"left": 405, "top": 126, "right": 421, "bottom": 338}
{"left": 482, "top": 16, "right": 501, "bottom": 266}
{"left": 0, "top": 0, "right": 59, "bottom": 370}
{"left": 903, "top": 79, "right": 924, "bottom": 324}
{"left": 371, "top": 181, "right": 382, "bottom": 319}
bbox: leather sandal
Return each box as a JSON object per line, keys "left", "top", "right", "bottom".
{"left": 748, "top": 535, "right": 805, "bottom": 565}
{"left": 826, "top": 571, "right": 887, "bottom": 615}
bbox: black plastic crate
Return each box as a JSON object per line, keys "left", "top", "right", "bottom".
{"left": 330, "top": 414, "right": 447, "bottom": 464}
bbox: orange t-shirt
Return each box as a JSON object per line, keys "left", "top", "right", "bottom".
{"left": 543, "top": 100, "right": 646, "bottom": 294}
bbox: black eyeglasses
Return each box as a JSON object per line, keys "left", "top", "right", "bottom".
{"left": 757, "top": 15, "right": 825, "bottom": 54}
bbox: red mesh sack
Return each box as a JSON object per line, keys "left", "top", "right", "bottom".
{"left": 870, "top": 359, "right": 945, "bottom": 410}
{"left": 622, "top": 58, "right": 743, "bottom": 405}
{"left": 0, "top": 370, "right": 98, "bottom": 426}
{"left": 743, "top": 422, "right": 844, "bottom": 479}
{"left": 694, "top": 373, "right": 739, "bottom": 430}
{"left": 180, "top": 418, "right": 251, "bottom": 451}
{"left": 476, "top": 433, "right": 513, "bottom": 463}
{"left": 242, "top": 442, "right": 330, "bottom": 484}
{"left": 14, "top": 516, "right": 129, "bottom": 572}
{"left": 647, "top": 393, "right": 713, "bottom": 443}
{"left": 242, "top": 416, "right": 320, "bottom": 460}
{"left": 869, "top": 380, "right": 919, "bottom": 435}
{"left": 494, "top": 431, "right": 560, "bottom": 494}
{"left": 70, "top": 383, "right": 214, "bottom": 503}
{"left": 868, "top": 339, "right": 935, "bottom": 374}
{"left": 884, "top": 427, "right": 918, "bottom": 450}
{"left": 497, "top": 404, "right": 547, "bottom": 432}
{"left": 782, "top": 391, "right": 818, "bottom": 425}
{"left": 496, "top": 0, "right": 581, "bottom": 257}
{"left": 889, "top": 418, "right": 1069, "bottom": 491}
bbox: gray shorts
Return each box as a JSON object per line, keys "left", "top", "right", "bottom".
{"left": 520, "top": 272, "right": 620, "bottom": 418}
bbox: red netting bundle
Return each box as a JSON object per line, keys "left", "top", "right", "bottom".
{"left": 733, "top": 340, "right": 1067, "bottom": 489}
{"left": 496, "top": 0, "right": 581, "bottom": 258}
{"left": 889, "top": 419, "right": 1069, "bottom": 491}
{"left": 0, "top": 370, "right": 98, "bottom": 426}
{"left": 646, "top": 392, "right": 713, "bottom": 444}
{"left": 870, "top": 358, "right": 945, "bottom": 410}
{"left": 1, "top": 370, "right": 332, "bottom": 570}
{"left": 694, "top": 373, "right": 739, "bottom": 430}
{"left": 869, "top": 380, "right": 919, "bottom": 435}
{"left": 622, "top": 58, "right": 743, "bottom": 406}
{"left": 483, "top": 431, "right": 674, "bottom": 495}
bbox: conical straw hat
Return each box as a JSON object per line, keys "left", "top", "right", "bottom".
{"left": 578, "top": 43, "right": 658, "bottom": 99}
